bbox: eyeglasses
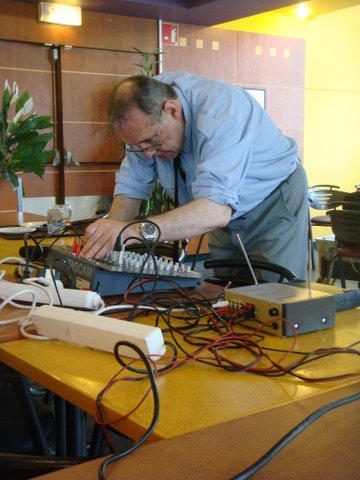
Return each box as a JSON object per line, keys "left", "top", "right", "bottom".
{"left": 125, "top": 110, "right": 162, "bottom": 153}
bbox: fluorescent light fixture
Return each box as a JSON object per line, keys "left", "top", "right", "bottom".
{"left": 38, "top": 2, "right": 82, "bottom": 26}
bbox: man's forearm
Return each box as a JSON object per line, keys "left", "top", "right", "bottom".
{"left": 108, "top": 195, "right": 142, "bottom": 221}
{"left": 148, "top": 198, "right": 231, "bottom": 242}
{"left": 81, "top": 197, "right": 231, "bottom": 260}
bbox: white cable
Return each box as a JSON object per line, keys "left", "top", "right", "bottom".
{"left": 0, "top": 288, "right": 37, "bottom": 311}
{"left": 95, "top": 304, "right": 165, "bottom": 315}
{"left": 0, "top": 313, "right": 31, "bottom": 326}
{"left": 212, "top": 300, "right": 230, "bottom": 309}
{"left": 19, "top": 317, "right": 51, "bottom": 340}
{"left": 0, "top": 256, "right": 26, "bottom": 266}
{"left": 96, "top": 301, "right": 229, "bottom": 316}
{"left": 23, "top": 277, "right": 55, "bottom": 305}
{"left": 91, "top": 297, "right": 106, "bottom": 313}
{"left": 0, "top": 289, "right": 38, "bottom": 324}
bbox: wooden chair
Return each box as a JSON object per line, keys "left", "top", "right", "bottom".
{"left": 326, "top": 200, "right": 360, "bottom": 288}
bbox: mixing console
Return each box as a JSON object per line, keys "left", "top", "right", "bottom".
{"left": 46, "top": 245, "right": 203, "bottom": 296}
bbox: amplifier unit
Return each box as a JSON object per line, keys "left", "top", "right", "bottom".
{"left": 224, "top": 282, "right": 336, "bottom": 336}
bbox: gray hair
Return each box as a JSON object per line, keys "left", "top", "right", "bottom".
{"left": 108, "top": 75, "right": 177, "bottom": 127}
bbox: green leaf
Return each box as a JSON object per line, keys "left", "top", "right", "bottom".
{"left": 1, "top": 165, "right": 19, "bottom": 188}
{"left": 1, "top": 85, "right": 12, "bottom": 121}
{"left": 0, "top": 80, "right": 54, "bottom": 191}
{"left": 15, "top": 90, "right": 31, "bottom": 112}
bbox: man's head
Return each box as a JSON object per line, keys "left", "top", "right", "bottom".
{"left": 108, "top": 75, "right": 185, "bottom": 160}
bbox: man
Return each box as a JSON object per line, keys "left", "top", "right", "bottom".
{"left": 80, "top": 72, "right": 309, "bottom": 280}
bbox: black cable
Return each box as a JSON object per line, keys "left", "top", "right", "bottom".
{"left": 98, "top": 341, "right": 160, "bottom": 480}
{"left": 112, "top": 220, "right": 164, "bottom": 297}
{"left": 114, "top": 340, "right": 178, "bottom": 375}
{"left": 190, "top": 233, "right": 205, "bottom": 271}
{"left": 231, "top": 390, "right": 360, "bottom": 480}
{"left": 22, "top": 232, "right": 40, "bottom": 279}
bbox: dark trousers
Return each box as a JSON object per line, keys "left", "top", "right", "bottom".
{"left": 208, "top": 163, "right": 309, "bottom": 281}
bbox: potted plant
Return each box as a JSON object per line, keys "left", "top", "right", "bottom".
{"left": 132, "top": 46, "right": 159, "bottom": 77}
{"left": 0, "top": 79, "right": 54, "bottom": 189}
{"left": 131, "top": 48, "right": 175, "bottom": 217}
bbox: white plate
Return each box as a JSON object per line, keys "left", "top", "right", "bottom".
{"left": 20, "top": 222, "right": 47, "bottom": 228}
{"left": 0, "top": 226, "right": 37, "bottom": 234}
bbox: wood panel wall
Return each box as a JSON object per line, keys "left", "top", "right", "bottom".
{"left": 0, "top": 0, "right": 305, "bottom": 260}
{"left": 236, "top": 31, "right": 305, "bottom": 159}
{"left": 0, "top": 1, "right": 157, "bottom": 51}
{"left": 0, "top": 0, "right": 158, "bottom": 210}
{"left": 162, "top": 24, "right": 238, "bottom": 83}
{"left": 0, "top": 40, "right": 55, "bottom": 210}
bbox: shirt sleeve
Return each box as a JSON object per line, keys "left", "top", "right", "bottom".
{"left": 190, "top": 106, "right": 298, "bottom": 217}
{"left": 191, "top": 112, "right": 256, "bottom": 213}
{"left": 114, "top": 153, "right": 156, "bottom": 199}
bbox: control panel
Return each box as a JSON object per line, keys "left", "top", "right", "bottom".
{"left": 46, "top": 245, "right": 203, "bottom": 296}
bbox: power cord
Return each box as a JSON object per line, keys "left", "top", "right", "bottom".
{"left": 231, "top": 389, "right": 360, "bottom": 480}
{"left": 97, "top": 340, "right": 160, "bottom": 480}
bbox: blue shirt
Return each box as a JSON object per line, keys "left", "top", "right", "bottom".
{"left": 114, "top": 72, "right": 299, "bottom": 219}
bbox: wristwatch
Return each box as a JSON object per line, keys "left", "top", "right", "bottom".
{"left": 139, "top": 222, "right": 158, "bottom": 242}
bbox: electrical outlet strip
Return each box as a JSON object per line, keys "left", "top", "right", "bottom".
{"left": 31, "top": 305, "right": 166, "bottom": 358}
{"left": 0, "top": 279, "right": 103, "bottom": 310}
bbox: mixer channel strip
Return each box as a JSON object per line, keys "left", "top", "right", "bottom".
{"left": 46, "top": 245, "right": 203, "bottom": 296}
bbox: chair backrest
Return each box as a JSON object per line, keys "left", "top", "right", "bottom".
{"left": 308, "top": 184, "right": 348, "bottom": 211}
{"left": 327, "top": 203, "right": 360, "bottom": 248}
{"left": 203, "top": 259, "right": 296, "bottom": 286}
{"left": 343, "top": 191, "right": 360, "bottom": 210}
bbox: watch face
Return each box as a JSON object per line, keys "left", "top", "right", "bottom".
{"left": 140, "top": 222, "right": 157, "bottom": 241}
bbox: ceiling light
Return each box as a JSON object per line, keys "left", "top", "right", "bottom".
{"left": 295, "top": 2, "right": 311, "bottom": 20}
{"left": 38, "top": 2, "right": 82, "bottom": 26}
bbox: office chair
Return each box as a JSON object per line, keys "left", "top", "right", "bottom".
{"left": 203, "top": 259, "right": 296, "bottom": 287}
{"left": 0, "top": 364, "right": 55, "bottom": 455}
{"left": 326, "top": 200, "right": 360, "bottom": 288}
{"left": 308, "top": 184, "right": 348, "bottom": 268}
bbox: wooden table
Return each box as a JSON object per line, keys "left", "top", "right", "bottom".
{"left": 0, "top": 298, "right": 359, "bottom": 443}
{"left": 1, "top": 235, "right": 359, "bottom": 478}
{"left": 0, "top": 234, "right": 73, "bottom": 276}
{"left": 33, "top": 382, "right": 360, "bottom": 479}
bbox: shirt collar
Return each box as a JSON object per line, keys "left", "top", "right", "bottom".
{"left": 173, "top": 85, "right": 192, "bottom": 155}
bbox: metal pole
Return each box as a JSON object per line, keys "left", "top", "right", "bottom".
{"left": 157, "top": 18, "right": 163, "bottom": 74}
{"left": 51, "top": 45, "right": 65, "bottom": 203}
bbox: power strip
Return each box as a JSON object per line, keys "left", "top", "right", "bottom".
{"left": 0, "top": 279, "right": 103, "bottom": 310}
{"left": 31, "top": 305, "right": 165, "bottom": 358}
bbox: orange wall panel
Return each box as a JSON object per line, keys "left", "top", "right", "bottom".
{"left": 163, "top": 24, "right": 238, "bottom": 83}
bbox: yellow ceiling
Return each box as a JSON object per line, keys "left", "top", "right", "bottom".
{"left": 277, "top": 0, "right": 360, "bottom": 17}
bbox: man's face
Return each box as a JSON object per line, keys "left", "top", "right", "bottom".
{"left": 118, "top": 101, "right": 184, "bottom": 160}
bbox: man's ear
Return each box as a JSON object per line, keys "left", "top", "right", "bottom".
{"left": 163, "top": 98, "right": 182, "bottom": 119}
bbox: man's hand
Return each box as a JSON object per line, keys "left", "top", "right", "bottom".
{"left": 79, "top": 197, "right": 231, "bottom": 260}
{"left": 80, "top": 218, "right": 134, "bottom": 259}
